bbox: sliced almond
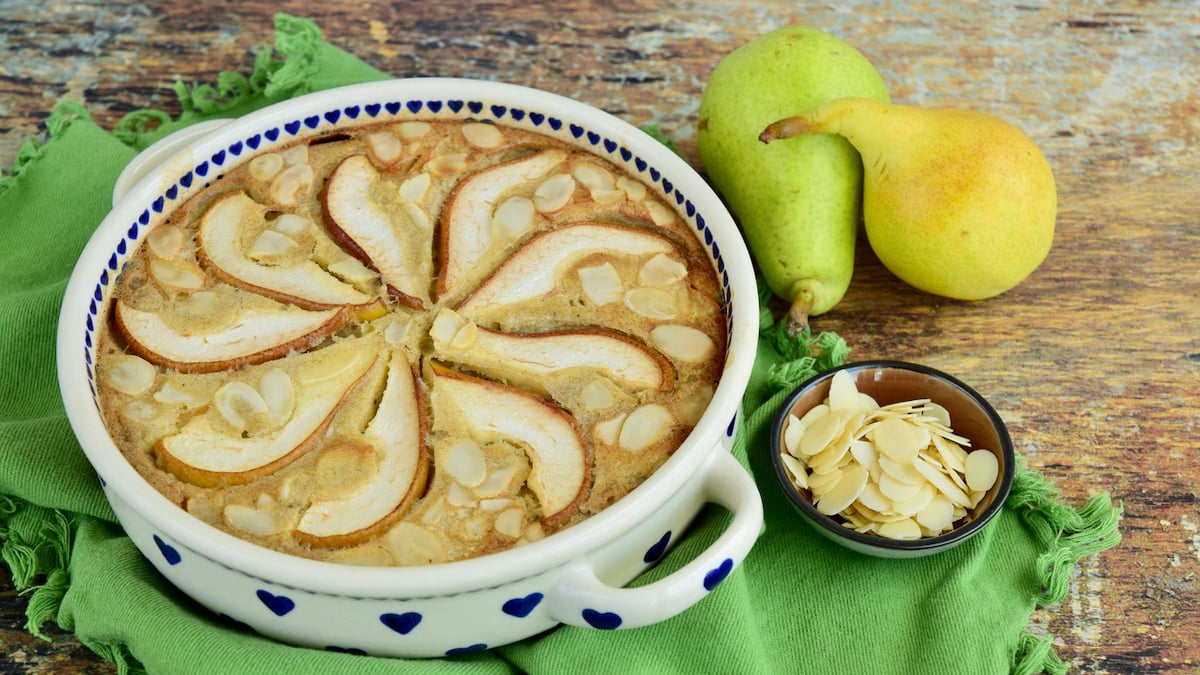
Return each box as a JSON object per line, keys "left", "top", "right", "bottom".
{"left": 248, "top": 153, "right": 284, "bottom": 181}
{"left": 617, "top": 175, "right": 647, "bottom": 201}
{"left": 462, "top": 122, "right": 504, "bottom": 148}
{"left": 594, "top": 413, "right": 626, "bottom": 447}
{"left": 494, "top": 507, "right": 526, "bottom": 538}
{"left": 493, "top": 196, "right": 536, "bottom": 241}
{"left": 617, "top": 404, "right": 674, "bottom": 452}
{"left": 533, "top": 174, "right": 576, "bottom": 212}
{"left": 572, "top": 162, "right": 614, "bottom": 191}
{"left": 269, "top": 163, "right": 314, "bottom": 206}
{"left": 366, "top": 131, "right": 404, "bottom": 168}
{"left": 427, "top": 151, "right": 469, "bottom": 176}
{"left": 624, "top": 287, "right": 678, "bottom": 320}
{"left": 579, "top": 378, "right": 617, "bottom": 410}
{"left": 147, "top": 225, "right": 184, "bottom": 259}
{"left": 578, "top": 262, "right": 624, "bottom": 305}
{"left": 149, "top": 258, "right": 209, "bottom": 294}
{"left": 398, "top": 172, "right": 431, "bottom": 203}
{"left": 105, "top": 354, "right": 158, "bottom": 396}
{"left": 644, "top": 200, "right": 676, "bottom": 226}
{"left": 474, "top": 464, "right": 519, "bottom": 498}
{"left": 638, "top": 253, "right": 688, "bottom": 287}
{"left": 444, "top": 438, "right": 488, "bottom": 488}
{"left": 385, "top": 522, "right": 446, "bottom": 566}
{"left": 649, "top": 324, "right": 717, "bottom": 364}
{"left": 247, "top": 230, "right": 299, "bottom": 260}
{"left": 223, "top": 503, "right": 281, "bottom": 536}
{"left": 398, "top": 121, "right": 431, "bottom": 139}
{"left": 213, "top": 380, "right": 269, "bottom": 433}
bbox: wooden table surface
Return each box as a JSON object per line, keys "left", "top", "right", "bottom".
{"left": 1, "top": 1, "right": 1197, "bottom": 672}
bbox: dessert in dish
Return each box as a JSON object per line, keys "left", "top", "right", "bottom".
{"left": 94, "top": 118, "right": 727, "bottom": 566}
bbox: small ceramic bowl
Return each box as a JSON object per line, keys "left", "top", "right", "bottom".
{"left": 770, "top": 361, "right": 1014, "bottom": 558}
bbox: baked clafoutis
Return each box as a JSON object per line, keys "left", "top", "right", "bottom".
{"left": 95, "top": 119, "right": 727, "bottom": 566}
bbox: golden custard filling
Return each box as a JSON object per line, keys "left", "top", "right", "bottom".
{"left": 96, "top": 119, "right": 726, "bottom": 566}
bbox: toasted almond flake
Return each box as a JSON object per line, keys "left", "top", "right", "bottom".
{"left": 649, "top": 324, "right": 716, "bottom": 364}
{"left": 258, "top": 369, "right": 295, "bottom": 427}
{"left": 269, "top": 163, "right": 314, "bottom": 206}
{"left": 120, "top": 399, "right": 159, "bottom": 423}
{"left": 462, "top": 122, "right": 504, "bottom": 148}
{"left": 578, "top": 262, "right": 624, "bottom": 305}
{"left": 618, "top": 404, "right": 674, "bottom": 452}
{"left": 494, "top": 507, "right": 526, "bottom": 538}
{"left": 149, "top": 257, "right": 209, "bottom": 293}
{"left": 572, "top": 162, "right": 614, "bottom": 190}
{"left": 533, "top": 174, "right": 576, "bottom": 212}
{"left": 594, "top": 413, "right": 626, "bottom": 447}
{"left": 474, "top": 464, "right": 518, "bottom": 498}
{"left": 480, "top": 497, "right": 515, "bottom": 512}
{"left": 590, "top": 188, "right": 625, "bottom": 205}
{"left": 678, "top": 385, "right": 713, "bottom": 426}
{"left": 249, "top": 153, "right": 284, "bottom": 181}
{"left": 399, "top": 172, "right": 431, "bottom": 202}
{"left": 213, "top": 380, "right": 269, "bottom": 433}
{"left": 449, "top": 321, "right": 479, "bottom": 350}
{"left": 444, "top": 439, "right": 487, "bottom": 487}
{"left": 224, "top": 503, "right": 280, "bottom": 535}
{"left": 493, "top": 196, "right": 536, "bottom": 240}
{"left": 398, "top": 121, "right": 431, "bottom": 139}
{"left": 624, "top": 287, "right": 678, "bottom": 320}
{"left": 281, "top": 145, "right": 308, "bottom": 166}
{"left": 366, "top": 131, "right": 404, "bottom": 166}
{"left": 580, "top": 378, "right": 617, "bottom": 410}
{"left": 645, "top": 200, "right": 675, "bottom": 226}
{"left": 446, "top": 480, "right": 475, "bottom": 507}
{"left": 106, "top": 354, "right": 158, "bottom": 396}
{"left": 617, "top": 175, "right": 647, "bottom": 201}
{"left": 429, "top": 308, "right": 473, "bottom": 350}
{"left": 247, "top": 229, "right": 299, "bottom": 259}
{"left": 428, "top": 152, "right": 468, "bottom": 176}
{"left": 153, "top": 382, "right": 206, "bottom": 407}
{"left": 327, "top": 255, "right": 378, "bottom": 285}
{"left": 638, "top": 253, "right": 688, "bottom": 287}
{"left": 147, "top": 225, "right": 184, "bottom": 259}
{"left": 386, "top": 522, "right": 446, "bottom": 566}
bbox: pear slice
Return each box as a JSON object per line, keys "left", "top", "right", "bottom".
{"left": 196, "top": 191, "right": 377, "bottom": 310}
{"left": 456, "top": 222, "right": 677, "bottom": 312}
{"left": 429, "top": 363, "right": 591, "bottom": 527}
{"left": 434, "top": 321, "right": 674, "bottom": 395}
{"left": 436, "top": 149, "right": 567, "bottom": 298}
{"left": 295, "top": 351, "right": 430, "bottom": 548}
{"left": 321, "top": 154, "right": 431, "bottom": 309}
{"left": 153, "top": 342, "right": 377, "bottom": 487}
{"left": 113, "top": 299, "right": 351, "bottom": 374}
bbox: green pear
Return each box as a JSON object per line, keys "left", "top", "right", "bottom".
{"left": 761, "top": 98, "right": 1056, "bottom": 300}
{"left": 697, "top": 25, "right": 889, "bottom": 331}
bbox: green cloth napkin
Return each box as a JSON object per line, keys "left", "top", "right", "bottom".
{"left": 0, "top": 15, "right": 1121, "bottom": 675}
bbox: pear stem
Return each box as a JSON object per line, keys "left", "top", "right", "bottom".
{"left": 785, "top": 291, "right": 814, "bottom": 338}
{"left": 759, "top": 116, "right": 817, "bottom": 144}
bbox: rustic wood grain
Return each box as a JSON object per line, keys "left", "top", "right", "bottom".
{"left": 1, "top": 0, "right": 1197, "bottom": 672}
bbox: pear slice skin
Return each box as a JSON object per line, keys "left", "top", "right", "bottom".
{"left": 456, "top": 221, "right": 677, "bottom": 313}
{"left": 321, "top": 154, "right": 431, "bottom": 309}
{"left": 295, "top": 350, "right": 430, "bottom": 548}
{"left": 436, "top": 149, "right": 567, "bottom": 298}
{"left": 439, "top": 325, "right": 675, "bottom": 395}
{"left": 114, "top": 299, "right": 351, "bottom": 374}
{"left": 429, "top": 362, "right": 592, "bottom": 527}
{"left": 196, "top": 190, "right": 377, "bottom": 310}
{"left": 153, "top": 344, "right": 378, "bottom": 487}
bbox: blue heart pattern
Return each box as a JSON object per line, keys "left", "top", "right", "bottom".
{"left": 380, "top": 611, "right": 422, "bottom": 635}
{"left": 501, "top": 592, "right": 544, "bottom": 618}
{"left": 582, "top": 608, "right": 622, "bottom": 630}
{"left": 256, "top": 589, "right": 296, "bottom": 617}
{"left": 152, "top": 534, "right": 181, "bottom": 565}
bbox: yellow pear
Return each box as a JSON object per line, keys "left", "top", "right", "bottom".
{"left": 761, "top": 97, "right": 1056, "bottom": 300}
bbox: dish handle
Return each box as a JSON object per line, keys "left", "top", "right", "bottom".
{"left": 548, "top": 450, "right": 763, "bottom": 630}
{"left": 112, "top": 119, "right": 232, "bottom": 207}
